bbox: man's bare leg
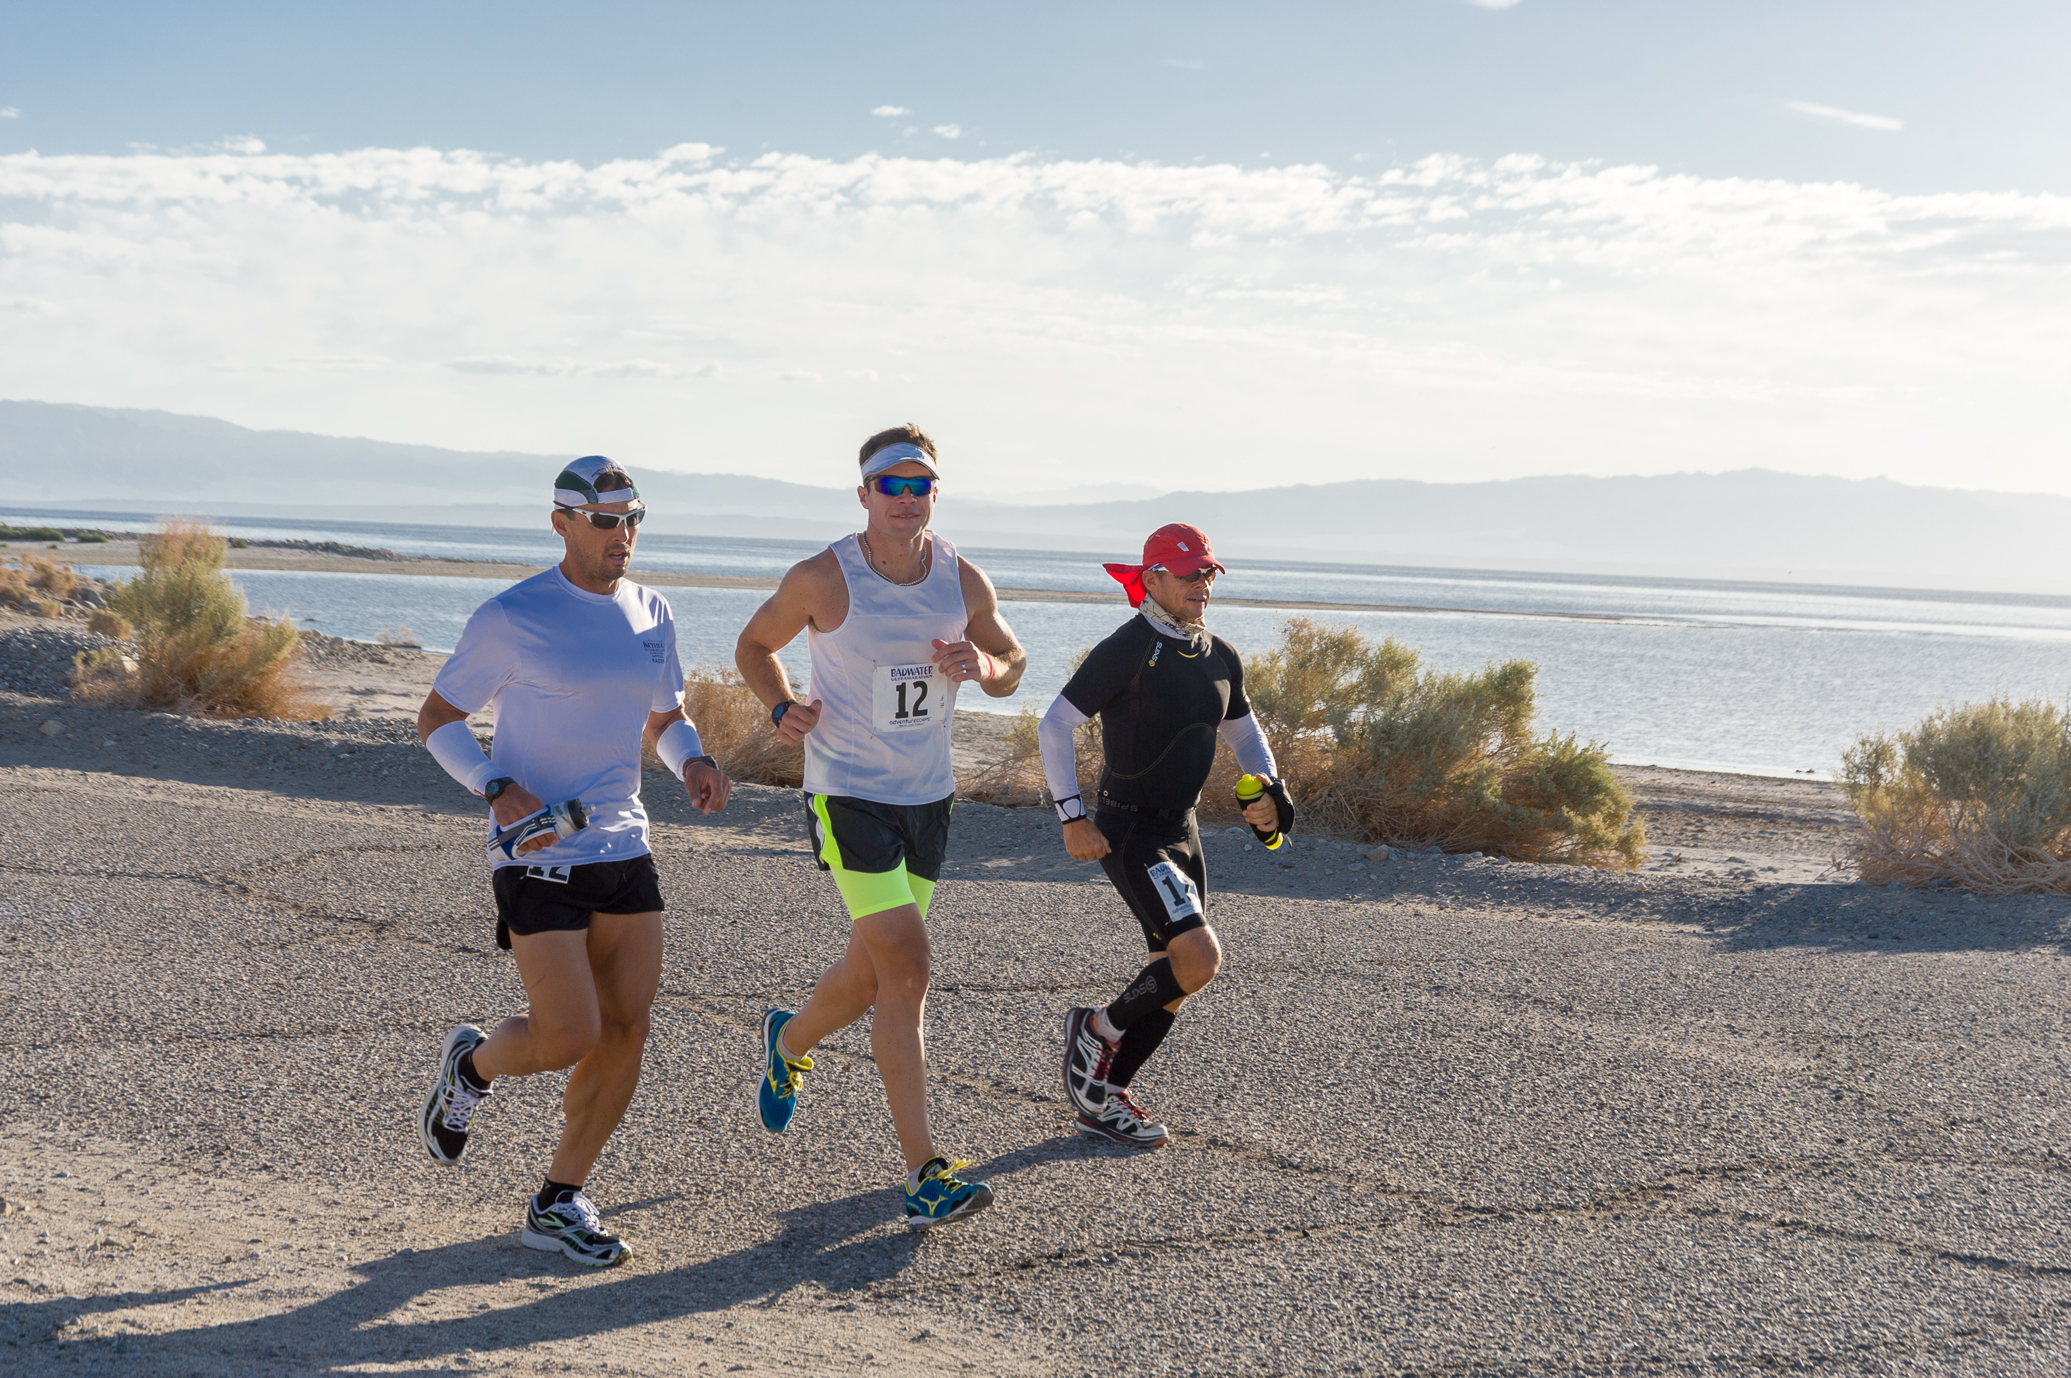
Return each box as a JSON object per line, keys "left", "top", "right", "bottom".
{"left": 780, "top": 902, "right": 936, "bottom": 1171}
{"left": 550, "top": 912, "right": 662, "bottom": 1184}
{"left": 471, "top": 912, "right": 662, "bottom": 1185}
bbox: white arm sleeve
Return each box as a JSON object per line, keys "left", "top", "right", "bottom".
{"left": 1218, "top": 711, "right": 1278, "bottom": 779}
{"left": 655, "top": 718, "right": 704, "bottom": 779}
{"left": 1038, "top": 695, "right": 1090, "bottom": 816}
{"left": 427, "top": 719, "right": 500, "bottom": 796}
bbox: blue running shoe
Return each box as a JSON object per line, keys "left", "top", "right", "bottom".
{"left": 904, "top": 1157, "right": 994, "bottom": 1231}
{"left": 758, "top": 1008, "right": 812, "bottom": 1133}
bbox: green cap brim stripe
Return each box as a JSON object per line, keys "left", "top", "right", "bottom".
{"left": 554, "top": 469, "right": 602, "bottom": 504}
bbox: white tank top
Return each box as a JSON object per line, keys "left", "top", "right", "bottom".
{"left": 804, "top": 531, "right": 968, "bottom": 805}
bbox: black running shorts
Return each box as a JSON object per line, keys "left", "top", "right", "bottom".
{"left": 803, "top": 791, "right": 953, "bottom": 920}
{"left": 1095, "top": 807, "right": 1208, "bottom": 952}
{"left": 492, "top": 854, "right": 666, "bottom": 944}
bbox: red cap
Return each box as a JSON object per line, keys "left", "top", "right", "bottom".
{"left": 1102, "top": 523, "right": 1224, "bottom": 607}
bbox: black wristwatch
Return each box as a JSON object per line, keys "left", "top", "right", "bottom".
{"left": 683, "top": 754, "right": 717, "bottom": 772}
{"left": 482, "top": 776, "right": 516, "bottom": 803}
{"left": 771, "top": 700, "right": 796, "bottom": 726}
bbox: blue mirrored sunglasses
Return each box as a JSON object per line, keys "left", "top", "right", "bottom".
{"left": 870, "top": 475, "right": 937, "bottom": 498}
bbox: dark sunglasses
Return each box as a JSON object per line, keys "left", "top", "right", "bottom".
{"left": 1152, "top": 564, "right": 1216, "bottom": 584}
{"left": 870, "top": 475, "right": 937, "bottom": 498}
{"left": 558, "top": 503, "right": 646, "bottom": 531}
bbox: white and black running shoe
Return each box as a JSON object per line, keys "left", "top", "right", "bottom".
{"left": 522, "top": 1190, "right": 631, "bottom": 1268}
{"left": 1063, "top": 1007, "right": 1117, "bottom": 1116}
{"left": 1076, "top": 1087, "right": 1170, "bottom": 1149}
{"left": 419, "top": 1024, "right": 490, "bottom": 1165}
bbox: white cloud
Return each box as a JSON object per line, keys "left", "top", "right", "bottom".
{"left": 1786, "top": 99, "right": 1904, "bottom": 133}
{"left": 0, "top": 108, "right": 19, "bottom": 120}
{"left": 871, "top": 105, "right": 909, "bottom": 118}
{"left": 1, "top": 143, "right": 2067, "bottom": 493}
{"left": 932, "top": 124, "right": 962, "bottom": 140}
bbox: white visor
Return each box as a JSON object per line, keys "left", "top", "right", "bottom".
{"left": 860, "top": 442, "right": 940, "bottom": 481}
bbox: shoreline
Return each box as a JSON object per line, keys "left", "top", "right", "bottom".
{"left": 58, "top": 539, "right": 1632, "bottom": 622}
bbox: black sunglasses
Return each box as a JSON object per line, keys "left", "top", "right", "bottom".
{"left": 558, "top": 503, "right": 646, "bottom": 531}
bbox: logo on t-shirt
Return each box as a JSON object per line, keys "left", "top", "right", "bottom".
{"left": 642, "top": 639, "right": 665, "bottom": 664}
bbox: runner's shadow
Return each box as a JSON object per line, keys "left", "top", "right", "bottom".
{"left": 30, "top": 1181, "right": 950, "bottom": 1372}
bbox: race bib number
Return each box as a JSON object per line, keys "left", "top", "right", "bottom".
{"left": 873, "top": 662, "right": 943, "bottom": 734}
{"left": 1144, "top": 861, "right": 1202, "bottom": 922}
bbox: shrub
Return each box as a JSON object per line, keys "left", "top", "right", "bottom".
{"left": 665, "top": 669, "right": 803, "bottom": 788}
{"left": 1839, "top": 695, "right": 2071, "bottom": 894}
{"left": 76, "top": 532, "right": 109, "bottom": 544}
{"left": 85, "top": 520, "right": 330, "bottom": 721}
{"left": 964, "top": 617, "right": 1644, "bottom": 868}
{"left": 1, "top": 553, "right": 78, "bottom": 610}
{"left": 87, "top": 609, "right": 133, "bottom": 639}
{"left": 1234, "top": 619, "right": 1644, "bottom": 867}
{"left": 0, "top": 525, "right": 65, "bottom": 542}
{"left": 377, "top": 625, "right": 422, "bottom": 648}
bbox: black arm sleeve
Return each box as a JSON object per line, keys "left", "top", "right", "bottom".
{"left": 1217, "top": 637, "right": 1252, "bottom": 720}
{"left": 1059, "top": 621, "right": 1146, "bottom": 719}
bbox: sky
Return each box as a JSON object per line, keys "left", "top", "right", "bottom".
{"left": 2, "top": 0, "right": 2068, "bottom": 496}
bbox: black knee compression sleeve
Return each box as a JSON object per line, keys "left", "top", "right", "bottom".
{"left": 1107, "top": 960, "right": 1186, "bottom": 1030}
{"left": 1107, "top": 1008, "right": 1175, "bottom": 1088}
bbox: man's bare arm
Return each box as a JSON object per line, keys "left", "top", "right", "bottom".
{"left": 735, "top": 553, "right": 843, "bottom": 744}
{"left": 941, "top": 557, "right": 1026, "bottom": 699}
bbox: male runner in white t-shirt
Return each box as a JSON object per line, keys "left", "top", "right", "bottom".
{"left": 735, "top": 424, "right": 1025, "bottom": 1229}
{"left": 414, "top": 455, "right": 730, "bottom": 1268}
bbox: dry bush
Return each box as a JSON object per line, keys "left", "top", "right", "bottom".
{"left": 1240, "top": 619, "right": 1643, "bottom": 866}
{"left": 1839, "top": 695, "right": 2071, "bottom": 894}
{"left": 87, "top": 609, "right": 133, "bottom": 639}
{"left": 82, "top": 520, "right": 330, "bottom": 721}
{"left": 378, "top": 625, "right": 422, "bottom": 647}
{"left": 962, "top": 617, "right": 1642, "bottom": 868}
{"left": 668, "top": 668, "right": 803, "bottom": 787}
{"left": 2, "top": 553, "right": 80, "bottom": 613}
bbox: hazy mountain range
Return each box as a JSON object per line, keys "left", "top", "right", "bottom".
{"left": 5, "top": 398, "right": 2067, "bottom": 591}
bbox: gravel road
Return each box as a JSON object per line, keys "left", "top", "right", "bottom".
{"left": 4, "top": 623, "right": 2070, "bottom": 1377}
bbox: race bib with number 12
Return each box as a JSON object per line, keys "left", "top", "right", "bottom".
{"left": 873, "top": 662, "right": 944, "bottom": 733}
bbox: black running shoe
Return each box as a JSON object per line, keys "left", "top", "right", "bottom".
{"left": 1063, "top": 1007, "right": 1116, "bottom": 1116}
{"left": 1076, "top": 1087, "right": 1170, "bottom": 1149}
{"left": 522, "top": 1189, "right": 631, "bottom": 1268}
{"left": 419, "top": 1024, "right": 490, "bottom": 1165}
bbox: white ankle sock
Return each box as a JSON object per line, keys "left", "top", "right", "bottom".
{"left": 1093, "top": 1008, "right": 1123, "bottom": 1043}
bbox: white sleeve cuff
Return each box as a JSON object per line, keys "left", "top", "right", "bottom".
{"left": 1218, "top": 711, "right": 1278, "bottom": 780}
{"left": 426, "top": 719, "right": 500, "bottom": 796}
{"left": 656, "top": 719, "right": 705, "bottom": 779}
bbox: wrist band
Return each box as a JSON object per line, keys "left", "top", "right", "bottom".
{"left": 1054, "top": 793, "right": 1086, "bottom": 824}
{"left": 771, "top": 700, "right": 795, "bottom": 726}
{"left": 427, "top": 719, "right": 500, "bottom": 796}
{"left": 656, "top": 719, "right": 705, "bottom": 779}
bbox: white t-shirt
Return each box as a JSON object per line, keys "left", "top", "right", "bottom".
{"left": 433, "top": 568, "right": 686, "bottom": 870}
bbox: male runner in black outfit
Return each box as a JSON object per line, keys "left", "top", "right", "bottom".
{"left": 1038, "top": 523, "right": 1292, "bottom": 1146}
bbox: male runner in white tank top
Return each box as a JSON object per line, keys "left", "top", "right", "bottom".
{"left": 414, "top": 455, "right": 732, "bottom": 1268}
{"left": 735, "top": 424, "right": 1026, "bottom": 1229}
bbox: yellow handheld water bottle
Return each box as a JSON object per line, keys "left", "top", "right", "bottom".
{"left": 1235, "top": 774, "right": 1284, "bottom": 850}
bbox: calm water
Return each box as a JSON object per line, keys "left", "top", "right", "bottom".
{"left": 44, "top": 505, "right": 2071, "bottom": 781}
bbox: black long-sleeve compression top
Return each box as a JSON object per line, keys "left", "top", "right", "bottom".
{"left": 1058, "top": 617, "right": 1251, "bottom": 814}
